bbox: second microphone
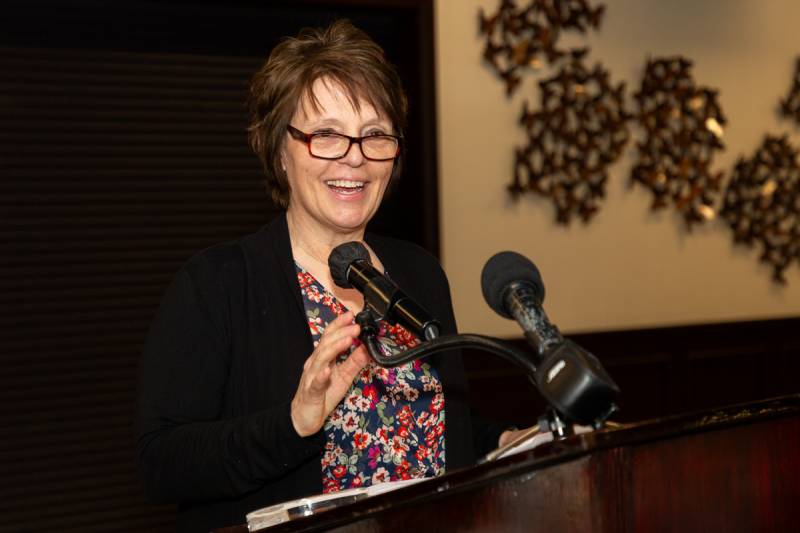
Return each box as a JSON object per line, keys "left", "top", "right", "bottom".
{"left": 328, "top": 241, "right": 441, "bottom": 341}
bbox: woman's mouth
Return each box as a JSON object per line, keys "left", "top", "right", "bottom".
{"left": 325, "top": 179, "right": 366, "bottom": 195}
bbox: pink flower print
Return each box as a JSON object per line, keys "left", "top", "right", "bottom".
{"left": 424, "top": 431, "right": 437, "bottom": 447}
{"left": 358, "top": 366, "right": 373, "bottom": 384}
{"left": 307, "top": 316, "right": 324, "bottom": 336}
{"left": 350, "top": 475, "right": 364, "bottom": 488}
{"left": 390, "top": 435, "right": 409, "bottom": 458}
{"left": 297, "top": 271, "right": 315, "bottom": 289}
{"left": 321, "top": 293, "right": 335, "bottom": 308}
{"left": 332, "top": 465, "right": 347, "bottom": 479}
{"left": 395, "top": 459, "right": 412, "bottom": 480}
{"left": 341, "top": 411, "right": 359, "bottom": 434}
{"left": 307, "top": 287, "right": 323, "bottom": 303}
{"left": 353, "top": 430, "right": 372, "bottom": 451}
{"left": 397, "top": 425, "right": 410, "bottom": 439}
{"left": 402, "top": 386, "right": 419, "bottom": 402}
{"left": 380, "top": 368, "right": 397, "bottom": 386}
{"left": 372, "top": 366, "right": 390, "bottom": 380}
{"left": 397, "top": 405, "right": 414, "bottom": 427}
{"left": 371, "top": 467, "right": 390, "bottom": 485}
{"left": 367, "top": 445, "right": 381, "bottom": 469}
{"left": 355, "top": 395, "right": 372, "bottom": 412}
{"left": 345, "top": 392, "right": 368, "bottom": 412}
{"left": 376, "top": 426, "right": 391, "bottom": 445}
{"left": 362, "top": 384, "right": 379, "bottom": 406}
{"left": 386, "top": 323, "right": 418, "bottom": 348}
{"left": 415, "top": 444, "right": 429, "bottom": 462}
{"left": 429, "top": 393, "right": 444, "bottom": 414}
{"left": 327, "top": 298, "right": 345, "bottom": 315}
{"left": 323, "top": 477, "right": 340, "bottom": 493}
{"left": 326, "top": 408, "right": 343, "bottom": 428}
{"left": 321, "top": 448, "right": 338, "bottom": 468}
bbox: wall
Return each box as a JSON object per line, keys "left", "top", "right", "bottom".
{"left": 435, "top": 0, "right": 800, "bottom": 335}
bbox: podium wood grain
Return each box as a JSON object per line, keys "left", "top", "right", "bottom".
{"left": 216, "top": 395, "right": 800, "bottom": 532}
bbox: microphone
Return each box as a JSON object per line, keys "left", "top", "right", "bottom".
{"left": 481, "top": 251, "right": 620, "bottom": 426}
{"left": 328, "top": 242, "right": 441, "bottom": 341}
{"left": 481, "top": 251, "right": 561, "bottom": 358}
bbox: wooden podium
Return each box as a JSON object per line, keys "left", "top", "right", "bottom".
{"left": 218, "top": 394, "right": 800, "bottom": 532}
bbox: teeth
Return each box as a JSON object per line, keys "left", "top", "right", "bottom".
{"left": 326, "top": 179, "right": 365, "bottom": 189}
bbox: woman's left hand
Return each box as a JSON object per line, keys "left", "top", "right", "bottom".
{"left": 290, "top": 311, "right": 372, "bottom": 437}
{"left": 498, "top": 427, "right": 531, "bottom": 448}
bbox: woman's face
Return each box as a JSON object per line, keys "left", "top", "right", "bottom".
{"left": 282, "top": 78, "right": 395, "bottom": 236}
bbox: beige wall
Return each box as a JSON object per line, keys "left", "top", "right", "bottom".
{"left": 435, "top": 0, "right": 800, "bottom": 335}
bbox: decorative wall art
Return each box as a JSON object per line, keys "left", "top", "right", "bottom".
{"left": 479, "top": 0, "right": 605, "bottom": 96}
{"left": 510, "top": 49, "right": 631, "bottom": 224}
{"left": 479, "top": 0, "right": 800, "bottom": 283}
{"left": 780, "top": 57, "right": 800, "bottom": 126}
{"left": 631, "top": 56, "right": 727, "bottom": 229}
{"left": 720, "top": 135, "right": 800, "bottom": 284}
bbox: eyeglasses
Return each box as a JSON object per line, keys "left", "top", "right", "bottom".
{"left": 286, "top": 125, "right": 401, "bottom": 161}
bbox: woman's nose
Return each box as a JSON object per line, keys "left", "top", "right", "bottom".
{"left": 338, "top": 139, "right": 366, "bottom": 167}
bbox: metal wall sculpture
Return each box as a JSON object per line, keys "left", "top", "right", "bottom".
{"left": 720, "top": 135, "right": 800, "bottom": 283}
{"left": 631, "top": 57, "right": 727, "bottom": 229}
{"left": 510, "top": 49, "right": 630, "bottom": 223}
{"left": 479, "top": 0, "right": 604, "bottom": 96}
{"left": 780, "top": 57, "right": 800, "bottom": 125}
{"left": 479, "top": 1, "right": 798, "bottom": 283}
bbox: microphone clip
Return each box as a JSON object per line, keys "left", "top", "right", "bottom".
{"left": 355, "top": 309, "right": 384, "bottom": 361}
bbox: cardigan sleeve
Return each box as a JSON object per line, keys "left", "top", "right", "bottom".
{"left": 136, "top": 254, "right": 323, "bottom": 504}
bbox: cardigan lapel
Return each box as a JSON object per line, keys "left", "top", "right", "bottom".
{"left": 267, "top": 211, "right": 306, "bottom": 318}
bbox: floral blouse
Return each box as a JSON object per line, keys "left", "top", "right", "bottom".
{"left": 295, "top": 263, "right": 446, "bottom": 493}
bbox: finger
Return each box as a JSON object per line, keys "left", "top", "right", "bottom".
{"left": 314, "top": 323, "right": 361, "bottom": 363}
{"left": 324, "top": 311, "right": 355, "bottom": 334}
{"left": 307, "top": 365, "right": 332, "bottom": 396}
{"left": 336, "top": 344, "right": 370, "bottom": 383}
{"left": 306, "top": 333, "right": 356, "bottom": 377}
{"left": 304, "top": 313, "right": 359, "bottom": 377}
{"left": 317, "top": 323, "right": 360, "bottom": 349}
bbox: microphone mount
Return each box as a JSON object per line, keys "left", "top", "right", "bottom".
{"left": 354, "top": 309, "right": 617, "bottom": 429}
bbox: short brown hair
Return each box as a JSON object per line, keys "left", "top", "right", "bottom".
{"left": 247, "top": 19, "right": 408, "bottom": 208}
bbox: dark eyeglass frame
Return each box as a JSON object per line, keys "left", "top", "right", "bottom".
{"left": 286, "top": 124, "right": 401, "bottom": 161}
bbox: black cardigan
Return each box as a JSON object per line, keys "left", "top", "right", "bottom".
{"left": 136, "top": 213, "right": 501, "bottom": 532}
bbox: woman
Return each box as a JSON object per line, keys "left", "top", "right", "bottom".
{"left": 137, "top": 20, "right": 511, "bottom": 532}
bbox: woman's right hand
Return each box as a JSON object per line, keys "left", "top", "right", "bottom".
{"left": 290, "top": 311, "right": 371, "bottom": 437}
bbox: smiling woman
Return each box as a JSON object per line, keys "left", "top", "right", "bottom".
{"left": 135, "top": 20, "right": 510, "bottom": 533}
{"left": 282, "top": 77, "right": 395, "bottom": 257}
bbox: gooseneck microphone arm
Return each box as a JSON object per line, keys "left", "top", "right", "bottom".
{"left": 333, "top": 243, "right": 620, "bottom": 428}
{"left": 354, "top": 310, "right": 537, "bottom": 379}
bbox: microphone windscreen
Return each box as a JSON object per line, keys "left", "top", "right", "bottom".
{"left": 328, "top": 241, "right": 371, "bottom": 288}
{"left": 480, "top": 251, "right": 545, "bottom": 319}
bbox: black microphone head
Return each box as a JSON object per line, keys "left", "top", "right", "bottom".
{"left": 481, "top": 251, "right": 545, "bottom": 319}
{"left": 329, "top": 241, "right": 371, "bottom": 288}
